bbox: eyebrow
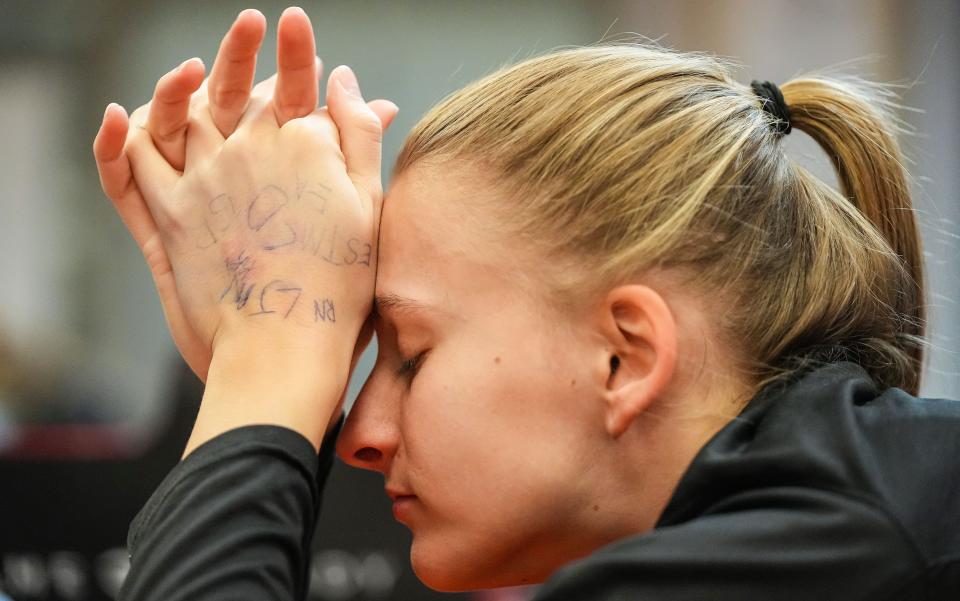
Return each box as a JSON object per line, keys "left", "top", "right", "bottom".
{"left": 373, "top": 293, "right": 432, "bottom": 317}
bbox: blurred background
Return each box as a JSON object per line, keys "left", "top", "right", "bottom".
{"left": 0, "top": 0, "right": 956, "bottom": 599}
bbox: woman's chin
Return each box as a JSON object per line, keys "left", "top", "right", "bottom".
{"left": 409, "top": 536, "right": 545, "bottom": 593}
{"left": 410, "top": 542, "right": 477, "bottom": 592}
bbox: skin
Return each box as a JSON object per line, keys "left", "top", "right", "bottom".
{"left": 93, "top": 7, "right": 398, "bottom": 383}
{"left": 95, "top": 6, "right": 756, "bottom": 593}
{"left": 336, "top": 161, "right": 755, "bottom": 591}
{"left": 94, "top": 7, "right": 399, "bottom": 452}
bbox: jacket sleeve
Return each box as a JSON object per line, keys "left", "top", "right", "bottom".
{"left": 532, "top": 487, "right": 927, "bottom": 601}
{"left": 119, "top": 417, "right": 343, "bottom": 601}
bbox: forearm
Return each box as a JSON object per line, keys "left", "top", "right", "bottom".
{"left": 121, "top": 419, "right": 343, "bottom": 601}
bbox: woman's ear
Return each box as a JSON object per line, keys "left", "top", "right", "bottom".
{"left": 597, "top": 285, "right": 677, "bottom": 439}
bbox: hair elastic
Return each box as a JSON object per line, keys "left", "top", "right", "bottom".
{"left": 750, "top": 80, "right": 792, "bottom": 135}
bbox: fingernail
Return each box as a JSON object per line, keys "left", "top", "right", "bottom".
{"left": 282, "top": 6, "right": 306, "bottom": 18}
{"left": 178, "top": 57, "right": 202, "bottom": 72}
{"left": 337, "top": 66, "right": 362, "bottom": 99}
{"left": 105, "top": 102, "right": 122, "bottom": 115}
{"left": 237, "top": 8, "right": 263, "bottom": 21}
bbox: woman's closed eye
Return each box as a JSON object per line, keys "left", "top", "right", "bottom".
{"left": 398, "top": 350, "right": 428, "bottom": 379}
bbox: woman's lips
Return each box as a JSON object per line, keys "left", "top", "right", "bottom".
{"left": 391, "top": 495, "right": 417, "bottom": 522}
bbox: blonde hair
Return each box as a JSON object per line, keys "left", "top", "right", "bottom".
{"left": 395, "top": 44, "right": 926, "bottom": 395}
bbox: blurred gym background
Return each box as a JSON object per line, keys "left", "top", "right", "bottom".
{"left": 0, "top": 1, "right": 957, "bottom": 600}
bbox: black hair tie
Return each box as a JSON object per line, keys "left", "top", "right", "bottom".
{"left": 750, "top": 80, "right": 792, "bottom": 135}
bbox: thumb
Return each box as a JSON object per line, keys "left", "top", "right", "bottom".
{"left": 367, "top": 98, "right": 400, "bottom": 133}
{"left": 326, "top": 65, "right": 386, "bottom": 207}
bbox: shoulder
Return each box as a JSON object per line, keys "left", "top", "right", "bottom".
{"left": 535, "top": 362, "right": 960, "bottom": 600}
{"left": 664, "top": 363, "right": 960, "bottom": 538}
{"left": 535, "top": 484, "right": 922, "bottom": 601}
{"left": 749, "top": 363, "right": 960, "bottom": 565}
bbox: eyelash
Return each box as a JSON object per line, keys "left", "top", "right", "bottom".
{"left": 398, "top": 351, "right": 427, "bottom": 378}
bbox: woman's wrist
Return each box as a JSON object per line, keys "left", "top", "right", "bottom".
{"left": 182, "top": 335, "right": 348, "bottom": 458}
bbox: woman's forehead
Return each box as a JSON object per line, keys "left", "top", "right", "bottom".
{"left": 380, "top": 165, "right": 500, "bottom": 266}
{"left": 377, "top": 164, "right": 531, "bottom": 311}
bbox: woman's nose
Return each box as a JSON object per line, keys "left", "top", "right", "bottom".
{"left": 335, "top": 375, "right": 400, "bottom": 473}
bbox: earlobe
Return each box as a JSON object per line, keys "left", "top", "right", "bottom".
{"left": 604, "top": 355, "right": 630, "bottom": 437}
{"left": 599, "top": 285, "right": 678, "bottom": 439}
{"left": 605, "top": 389, "right": 633, "bottom": 439}
{"left": 604, "top": 379, "right": 660, "bottom": 438}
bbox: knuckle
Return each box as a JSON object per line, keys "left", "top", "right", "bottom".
{"left": 189, "top": 91, "right": 208, "bottom": 109}
{"left": 153, "top": 125, "right": 185, "bottom": 144}
{"left": 352, "top": 112, "right": 383, "bottom": 141}
{"left": 219, "top": 131, "right": 248, "bottom": 157}
{"left": 130, "top": 104, "right": 149, "bottom": 125}
{"left": 275, "top": 101, "right": 314, "bottom": 122}
{"left": 212, "top": 87, "right": 247, "bottom": 110}
{"left": 279, "top": 116, "right": 311, "bottom": 137}
{"left": 219, "top": 134, "right": 261, "bottom": 177}
{"left": 128, "top": 128, "right": 151, "bottom": 150}
{"left": 283, "top": 116, "right": 341, "bottom": 148}
{"left": 251, "top": 78, "right": 276, "bottom": 100}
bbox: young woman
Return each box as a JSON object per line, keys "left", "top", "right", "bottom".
{"left": 93, "top": 7, "right": 960, "bottom": 600}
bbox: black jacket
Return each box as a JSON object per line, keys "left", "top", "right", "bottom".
{"left": 119, "top": 362, "right": 960, "bottom": 600}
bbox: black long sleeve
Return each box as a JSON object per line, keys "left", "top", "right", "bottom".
{"left": 533, "top": 487, "right": 923, "bottom": 601}
{"left": 119, "top": 420, "right": 341, "bottom": 601}
{"left": 117, "top": 362, "right": 960, "bottom": 600}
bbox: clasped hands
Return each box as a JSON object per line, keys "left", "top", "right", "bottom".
{"left": 93, "top": 7, "right": 398, "bottom": 451}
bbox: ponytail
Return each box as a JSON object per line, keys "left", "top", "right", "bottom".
{"left": 780, "top": 77, "right": 926, "bottom": 394}
{"left": 395, "top": 45, "right": 927, "bottom": 396}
